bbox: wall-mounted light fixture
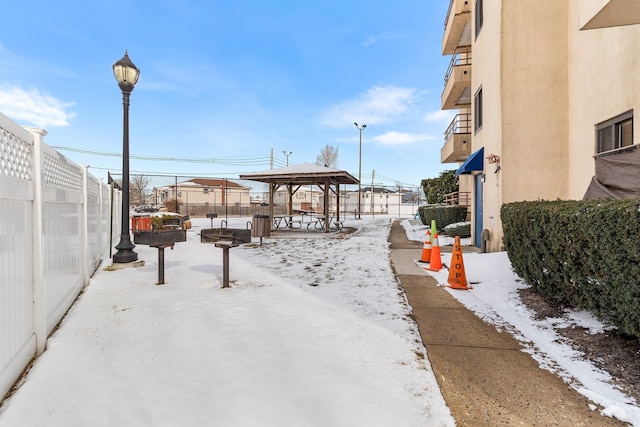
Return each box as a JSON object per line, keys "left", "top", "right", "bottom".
{"left": 487, "top": 153, "right": 500, "bottom": 164}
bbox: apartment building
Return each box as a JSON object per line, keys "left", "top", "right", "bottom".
{"left": 154, "top": 178, "right": 251, "bottom": 207}
{"left": 441, "top": 0, "right": 640, "bottom": 252}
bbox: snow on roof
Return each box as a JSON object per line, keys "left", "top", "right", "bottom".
{"left": 241, "top": 162, "right": 338, "bottom": 176}
{"left": 239, "top": 162, "right": 358, "bottom": 185}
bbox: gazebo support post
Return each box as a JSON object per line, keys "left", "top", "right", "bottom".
{"left": 324, "top": 179, "right": 330, "bottom": 233}
{"left": 287, "top": 184, "right": 294, "bottom": 227}
{"left": 269, "top": 183, "right": 276, "bottom": 230}
{"left": 335, "top": 183, "right": 340, "bottom": 223}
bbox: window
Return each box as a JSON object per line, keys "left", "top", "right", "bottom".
{"left": 475, "top": 0, "right": 483, "bottom": 38}
{"left": 474, "top": 87, "right": 483, "bottom": 132}
{"left": 203, "top": 188, "right": 209, "bottom": 194}
{"left": 596, "top": 111, "right": 633, "bottom": 154}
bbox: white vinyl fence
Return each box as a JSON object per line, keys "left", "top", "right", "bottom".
{"left": 0, "top": 112, "right": 120, "bottom": 401}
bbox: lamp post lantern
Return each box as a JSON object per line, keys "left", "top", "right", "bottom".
{"left": 354, "top": 122, "right": 366, "bottom": 219}
{"left": 283, "top": 150, "right": 292, "bottom": 166}
{"left": 112, "top": 50, "right": 140, "bottom": 263}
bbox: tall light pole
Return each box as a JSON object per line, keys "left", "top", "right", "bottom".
{"left": 112, "top": 50, "right": 140, "bottom": 263}
{"left": 354, "top": 122, "right": 366, "bottom": 219}
{"left": 283, "top": 150, "right": 292, "bottom": 166}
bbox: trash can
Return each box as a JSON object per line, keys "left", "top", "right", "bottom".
{"left": 251, "top": 214, "right": 271, "bottom": 238}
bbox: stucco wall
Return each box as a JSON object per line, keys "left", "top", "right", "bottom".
{"left": 568, "top": 1, "right": 640, "bottom": 199}
{"left": 473, "top": 0, "right": 570, "bottom": 251}
{"left": 469, "top": 0, "right": 502, "bottom": 249}
{"left": 500, "top": 0, "right": 569, "bottom": 206}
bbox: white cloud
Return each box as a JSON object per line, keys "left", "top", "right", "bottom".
{"left": 424, "top": 110, "right": 455, "bottom": 123}
{"left": 362, "top": 32, "right": 398, "bottom": 47}
{"left": 0, "top": 85, "right": 75, "bottom": 127}
{"left": 320, "top": 86, "right": 417, "bottom": 128}
{"left": 372, "top": 131, "right": 435, "bottom": 146}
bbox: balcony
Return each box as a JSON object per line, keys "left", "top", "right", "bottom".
{"left": 441, "top": 49, "right": 472, "bottom": 110}
{"left": 441, "top": 113, "right": 471, "bottom": 163}
{"left": 443, "top": 0, "right": 472, "bottom": 55}
{"left": 581, "top": 0, "right": 640, "bottom": 30}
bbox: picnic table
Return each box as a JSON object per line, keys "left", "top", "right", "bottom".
{"left": 272, "top": 215, "right": 303, "bottom": 230}
{"left": 306, "top": 215, "right": 343, "bottom": 230}
{"left": 294, "top": 209, "right": 315, "bottom": 217}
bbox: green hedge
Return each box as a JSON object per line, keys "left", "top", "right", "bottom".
{"left": 443, "top": 222, "right": 471, "bottom": 238}
{"left": 501, "top": 199, "right": 640, "bottom": 338}
{"left": 418, "top": 205, "right": 467, "bottom": 229}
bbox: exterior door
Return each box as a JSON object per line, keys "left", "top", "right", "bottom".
{"left": 474, "top": 174, "right": 484, "bottom": 248}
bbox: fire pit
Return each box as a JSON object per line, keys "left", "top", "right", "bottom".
{"left": 133, "top": 213, "right": 190, "bottom": 246}
{"left": 200, "top": 226, "right": 251, "bottom": 245}
{"left": 132, "top": 212, "right": 191, "bottom": 285}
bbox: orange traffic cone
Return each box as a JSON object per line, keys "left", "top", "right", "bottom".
{"left": 427, "top": 233, "right": 442, "bottom": 272}
{"left": 447, "top": 236, "right": 471, "bottom": 290}
{"left": 418, "top": 229, "right": 432, "bottom": 263}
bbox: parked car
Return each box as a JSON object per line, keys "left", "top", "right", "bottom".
{"left": 134, "top": 205, "right": 158, "bottom": 213}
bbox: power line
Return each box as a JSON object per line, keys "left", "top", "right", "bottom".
{"left": 52, "top": 145, "right": 279, "bottom": 166}
{"left": 61, "top": 145, "right": 415, "bottom": 188}
{"left": 374, "top": 172, "right": 417, "bottom": 188}
{"left": 90, "top": 166, "right": 261, "bottom": 177}
{"left": 358, "top": 171, "right": 417, "bottom": 188}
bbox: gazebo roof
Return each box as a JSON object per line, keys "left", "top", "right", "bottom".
{"left": 239, "top": 162, "right": 359, "bottom": 186}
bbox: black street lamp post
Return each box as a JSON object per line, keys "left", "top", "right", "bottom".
{"left": 112, "top": 51, "right": 140, "bottom": 263}
{"left": 354, "top": 122, "right": 366, "bottom": 220}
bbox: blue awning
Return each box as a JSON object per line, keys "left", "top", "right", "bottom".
{"left": 455, "top": 147, "right": 484, "bottom": 176}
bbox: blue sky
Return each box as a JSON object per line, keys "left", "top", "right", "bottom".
{"left": 0, "top": 1, "right": 454, "bottom": 191}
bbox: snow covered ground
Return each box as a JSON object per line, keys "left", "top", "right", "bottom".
{"left": 0, "top": 216, "right": 453, "bottom": 427}
{"left": 0, "top": 215, "right": 638, "bottom": 426}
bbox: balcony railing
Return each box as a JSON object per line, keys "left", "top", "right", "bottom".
{"left": 444, "top": 0, "right": 471, "bottom": 28}
{"left": 444, "top": 191, "right": 471, "bottom": 207}
{"left": 444, "top": 47, "right": 472, "bottom": 86}
{"left": 444, "top": 113, "right": 471, "bottom": 143}
{"left": 445, "top": 0, "right": 455, "bottom": 28}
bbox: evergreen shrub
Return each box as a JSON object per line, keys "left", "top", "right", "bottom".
{"left": 418, "top": 205, "right": 467, "bottom": 228}
{"left": 443, "top": 222, "right": 471, "bottom": 238}
{"left": 501, "top": 199, "right": 640, "bottom": 338}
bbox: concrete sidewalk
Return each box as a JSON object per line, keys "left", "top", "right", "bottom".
{"left": 388, "top": 220, "right": 626, "bottom": 426}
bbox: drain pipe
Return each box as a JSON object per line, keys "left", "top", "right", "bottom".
{"left": 481, "top": 228, "right": 490, "bottom": 253}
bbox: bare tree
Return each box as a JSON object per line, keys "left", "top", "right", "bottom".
{"left": 315, "top": 144, "right": 339, "bottom": 168}
{"left": 130, "top": 174, "right": 150, "bottom": 205}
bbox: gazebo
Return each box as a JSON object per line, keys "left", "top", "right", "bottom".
{"left": 239, "top": 163, "right": 359, "bottom": 233}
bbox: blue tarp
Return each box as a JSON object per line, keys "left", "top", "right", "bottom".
{"left": 455, "top": 147, "right": 484, "bottom": 175}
